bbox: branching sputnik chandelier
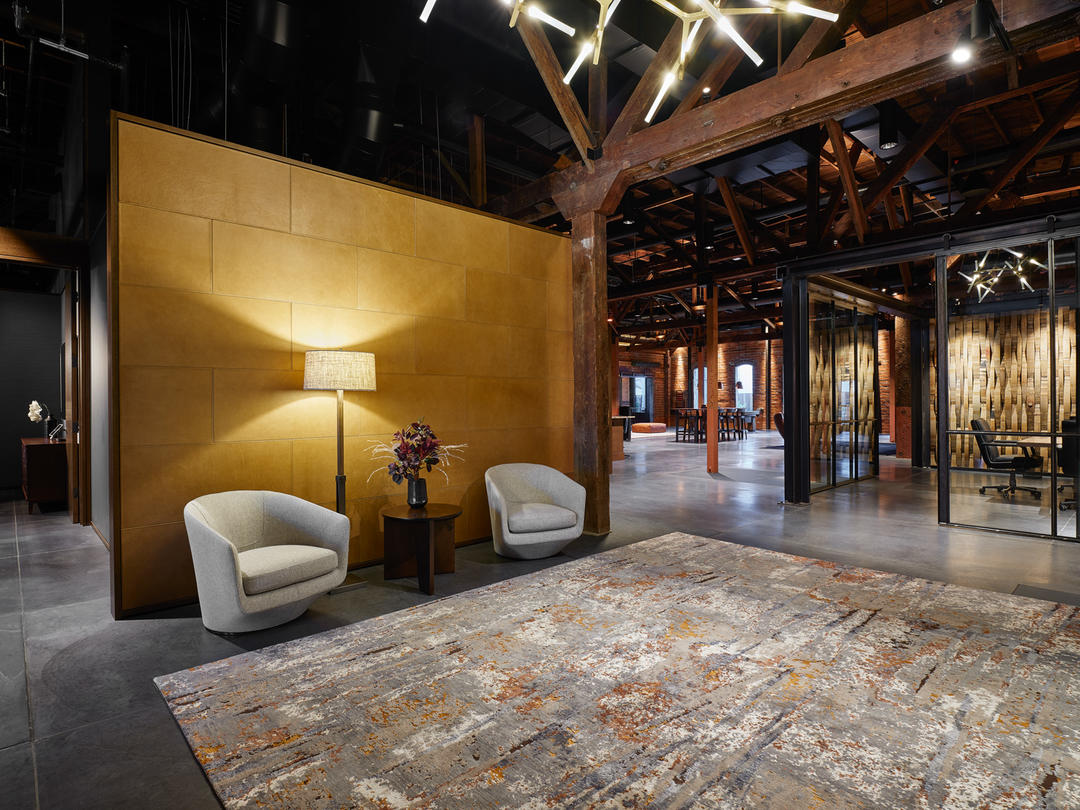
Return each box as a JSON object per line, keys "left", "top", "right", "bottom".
{"left": 420, "top": 1, "right": 839, "bottom": 124}
{"left": 959, "top": 249, "right": 1043, "bottom": 303}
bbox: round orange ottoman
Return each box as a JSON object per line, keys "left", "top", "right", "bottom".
{"left": 631, "top": 422, "right": 668, "bottom": 434}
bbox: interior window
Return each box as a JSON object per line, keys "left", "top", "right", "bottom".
{"left": 735, "top": 363, "right": 754, "bottom": 411}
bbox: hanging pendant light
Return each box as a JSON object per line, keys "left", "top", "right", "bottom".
{"left": 878, "top": 102, "right": 899, "bottom": 151}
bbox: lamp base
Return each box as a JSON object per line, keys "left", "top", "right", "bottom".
{"left": 335, "top": 474, "right": 346, "bottom": 514}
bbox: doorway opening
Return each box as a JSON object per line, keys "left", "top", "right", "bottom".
{"left": 0, "top": 261, "right": 88, "bottom": 525}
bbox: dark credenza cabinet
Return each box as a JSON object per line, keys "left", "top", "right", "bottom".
{"left": 21, "top": 438, "right": 67, "bottom": 510}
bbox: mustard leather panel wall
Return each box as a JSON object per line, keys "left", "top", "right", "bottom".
{"left": 113, "top": 117, "right": 573, "bottom": 613}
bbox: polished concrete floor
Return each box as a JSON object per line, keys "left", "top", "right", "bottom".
{"left": 4, "top": 432, "right": 1080, "bottom": 808}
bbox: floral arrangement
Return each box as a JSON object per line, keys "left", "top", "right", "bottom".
{"left": 367, "top": 420, "right": 466, "bottom": 484}
{"left": 27, "top": 400, "right": 50, "bottom": 425}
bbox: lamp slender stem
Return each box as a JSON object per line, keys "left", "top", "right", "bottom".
{"left": 335, "top": 389, "right": 346, "bottom": 514}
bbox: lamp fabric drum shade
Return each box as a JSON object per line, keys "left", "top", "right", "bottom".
{"left": 303, "top": 351, "right": 377, "bottom": 392}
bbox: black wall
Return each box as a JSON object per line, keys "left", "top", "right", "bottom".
{"left": 0, "top": 291, "right": 62, "bottom": 490}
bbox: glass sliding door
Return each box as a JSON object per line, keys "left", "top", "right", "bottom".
{"left": 809, "top": 296, "right": 835, "bottom": 492}
{"left": 808, "top": 287, "right": 880, "bottom": 494}
{"left": 855, "top": 310, "right": 879, "bottom": 480}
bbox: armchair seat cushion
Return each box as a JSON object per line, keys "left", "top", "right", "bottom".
{"left": 506, "top": 502, "right": 578, "bottom": 534}
{"left": 238, "top": 545, "right": 339, "bottom": 596}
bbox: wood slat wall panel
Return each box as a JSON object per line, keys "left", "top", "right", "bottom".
{"left": 930, "top": 308, "right": 1076, "bottom": 467}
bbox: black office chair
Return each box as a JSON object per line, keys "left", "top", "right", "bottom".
{"left": 971, "top": 418, "right": 1042, "bottom": 499}
{"left": 1058, "top": 417, "right": 1077, "bottom": 511}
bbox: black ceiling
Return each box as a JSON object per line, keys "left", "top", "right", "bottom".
{"left": 0, "top": 0, "right": 801, "bottom": 234}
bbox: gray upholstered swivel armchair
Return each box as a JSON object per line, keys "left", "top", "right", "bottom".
{"left": 183, "top": 491, "right": 350, "bottom": 633}
{"left": 485, "top": 464, "right": 585, "bottom": 559}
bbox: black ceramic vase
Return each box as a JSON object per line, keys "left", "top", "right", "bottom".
{"left": 407, "top": 478, "right": 428, "bottom": 508}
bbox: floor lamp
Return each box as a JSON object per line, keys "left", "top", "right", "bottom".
{"left": 303, "top": 350, "right": 377, "bottom": 514}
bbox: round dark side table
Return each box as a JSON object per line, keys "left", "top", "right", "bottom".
{"left": 382, "top": 503, "right": 462, "bottom": 595}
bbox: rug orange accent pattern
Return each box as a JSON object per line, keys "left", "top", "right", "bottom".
{"left": 156, "top": 533, "right": 1080, "bottom": 808}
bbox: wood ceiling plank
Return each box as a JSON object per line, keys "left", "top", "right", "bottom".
{"left": 956, "top": 82, "right": 1080, "bottom": 220}
{"left": 552, "top": 0, "right": 1076, "bottom": 217}
{"left": 835, "top": 103, "right": 956, "bottom": 237}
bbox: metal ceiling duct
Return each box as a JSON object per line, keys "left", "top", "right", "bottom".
{"left": 335, "top": 46, "right": 396, "bottom": 178}
{"left": 202, "top": 0, "right": 303, "bottom": 154}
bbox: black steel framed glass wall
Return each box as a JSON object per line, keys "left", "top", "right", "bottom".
{"left": 936, "top": 237, "right": 1079, "bottom": 540}
{"left": 808, "top": 287, "right": 880, "bottom": 493}
{"left": 784, "top": 208, "right": 1080, "bottom": 509}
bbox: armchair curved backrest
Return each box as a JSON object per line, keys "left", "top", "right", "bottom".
{"left": 971, "top": 418, "right": 1002, "bottom": 464}
{"left": 485, "top": 463, "right": 578, "bottom": 507}
{"left": 187, "top": 490, "right": 345, "bottom": 554}
{"left": 183, "top": 490, "right": 350, "bottom": 633}
{"left": 1060, "top": 419, "right": 1078, "bottom": 472}
{"left": 484, "top": 464, "right": 585, "bottom": 560}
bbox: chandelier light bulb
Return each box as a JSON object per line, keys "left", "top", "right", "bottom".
{"left": 419, "top": 0, "right": 439, "bottom": 23}
{"left": 645, "top": 72, "right": 678, "bottom": 123}
{"left": 563, "top": 40, "right": 596, "bottom": 84}
{"left": 528, "top": 5, "right": 576, "bottom": 37}
{"left": 603, "top": 0, "right": 624, "bottom": 28}
{"left": 787, "top": 2, "right": 839, "bottom": 22}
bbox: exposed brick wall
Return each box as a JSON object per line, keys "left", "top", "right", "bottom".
{"left": 711, "top": 339, "right": 784, "bottom": 430}
{"left": 619, "top": 348, "right": 670, "bottom": 425}
{"left": 672, "top": 347, "right": 689, "bottom": 409}
{"left": 878, "top": 329, "right": 893, "bottom": 435}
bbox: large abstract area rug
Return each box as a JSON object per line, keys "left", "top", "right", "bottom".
{"left": 156, "top": 533, "right": 1080, "bottom": 809}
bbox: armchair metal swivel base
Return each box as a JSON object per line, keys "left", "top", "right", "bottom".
{"left": 979, "top": 470, "right": 1042, "bottom": 499}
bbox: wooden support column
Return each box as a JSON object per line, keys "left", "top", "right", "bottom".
{"left": 571, "top": 211, "right": 611, "bottom": 534}
{"left": 697, "top": 191, "right": 718, "bottom": 472}
{"left": 468, "top": 115, "right": 487, "bottom": 207}
{"left": 611, "top": 332, "right": 620, "bottom": 417}
{"left": 706, "top": 284, "right": 719, "bottom": 473}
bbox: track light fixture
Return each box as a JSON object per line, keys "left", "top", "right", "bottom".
{"left": 951, "top": 32, "right": 974, "bottom": 65}
{"left": 951, "top": 0, "right": 1012, "bottom": 66}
